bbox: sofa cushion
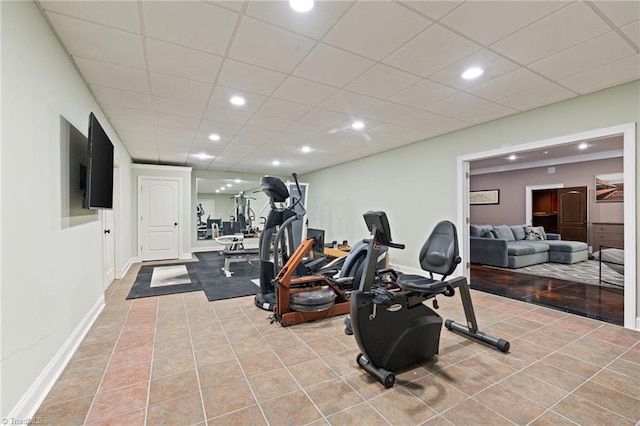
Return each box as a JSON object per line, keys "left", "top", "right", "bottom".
{"left": 543, "top": 240, "right": 588, "bottom": 253}
{"left": 510, "top": 225, "right": 526, "bottom": 241}
{"left": 470, "top": 225, "right": 484, "bottom": 237}
{"left": 507, "top": 242, "right": 549, "bottom": 256}
{"left": 480, "top": 228, "right": 498, "bottom": 238}
{"left": 524, "top": 226, "right": 546, "bottom": 240}
{"left": 494, "top": 225, "right": 515, "bottom": 241}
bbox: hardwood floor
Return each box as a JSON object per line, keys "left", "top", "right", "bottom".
{"left": 470, "top": 264, "right": 624, "bottom": 326}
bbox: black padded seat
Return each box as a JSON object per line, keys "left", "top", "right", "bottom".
{"left": 222, "top": 248, "right": 260, "bottom": 256}
{"left": 396, "top": 220, "right": 460, "bottom": 294}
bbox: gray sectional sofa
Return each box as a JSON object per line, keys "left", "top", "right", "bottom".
{"left": 470, "top": 224, "right": 588, "bottom": 269}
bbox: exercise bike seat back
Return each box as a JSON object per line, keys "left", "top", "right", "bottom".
{"left": 396, "top": 221, "right": 461, "bottom": 293}
{"left": 261, "top": 176, "right": 289, "bottom": 203}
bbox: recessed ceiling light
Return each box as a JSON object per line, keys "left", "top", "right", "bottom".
{"left": 220, "top": 186, "right": 226, "bottom": 191}
{"left": 508, "top": 154, "right": 517, "bottom": 161}
{"left": 461, "top": 67, "right": 484, "bottom": 80}
{"left": 196, "top": 153, "right": 211, "bottom": 160}
{"left": 543, "top": 151, "right": 549, "bottom": 155}
{"left": 235, "top": 179, "right": 241, "bottom": 183}
{"left": 289, "top": 0, "right": 314, "bottom": 12}
{"left": 208, "top": 133, "right": 221, "bottom": 141}
{"left": 272, "top": 160, "right": 280, "bottom": 166}
{"left": 578, "top": 142, "right": 588, "bottom": 150}
{"left": 301, "top": 146, "right": 312, "bottom": 153}
{"left": 215, "top": 190, "right": 220, "bottom": 193}
{"left": 352, "top": 120, "right": 365, "bottom": 130}
{"left": 226, "top": 183, "right": 232, "bottom": 187}
{"left": 230, "top": 96, "right": 245, "bottom": 106}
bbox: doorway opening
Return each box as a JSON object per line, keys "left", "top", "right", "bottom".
{"left": 458, "top": 123, "right": 636, "bottom": 330}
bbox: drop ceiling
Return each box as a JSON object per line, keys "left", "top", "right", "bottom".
{"left": 38, "top": 1, "right": 640, "bottom": 175}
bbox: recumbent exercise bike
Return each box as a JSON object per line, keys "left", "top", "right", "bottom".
{"left": 348, "top": 211, "right": 509, "bottom": 388}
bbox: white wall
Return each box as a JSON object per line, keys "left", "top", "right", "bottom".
{"left": 1, "top": 1, "right": 133, "bottom": 416}
{"left": 303, "top": 80, "right": 639, "bottom": 322}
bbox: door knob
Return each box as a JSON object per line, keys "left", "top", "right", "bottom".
{"left": 174, "top": 222, "right": 178, "bottom": 226}
{"left": 104, "top": 229, "right": 111, "bottom": 234}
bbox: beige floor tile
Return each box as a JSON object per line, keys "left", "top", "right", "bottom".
{"left": 194, "top": 344, "right": 235, "bottom": 366}
{"left": 237, "top": 349, "right": 284, "bottom": 377}
{"left": 58, "top": 354, "right": 111, "bottom": 381}
{"left": 442, "top": 398, "right": 512, "bottom": 425}
{"left": 370, "top": 387, "right": 437, "bottom": 424}
{"left": 573, "top": 381, "right": 640, "bottom": 422}
{"left": 201, "top": 378, "right": 256, "bottom": 419}
{"left": 85, "top": 382, "right": 148, "bottom": 423}
{"left": 473, "top": 384, "right": 546, "bottom": 424}
{"left": 198, "top": 359, "right": 245, "bottom": 389}
{"left": 287, "top": 358, "right": 338, "bottom": 388}
{"left": 207, "top": 404, "right": 267, "bottom": 425}
{"left": 40, "top": 373, "right": 103, "bottom": 408}
{"left": 100, "top": 362, "right": 151, "bottom": 393}
{"left": 552, "top": 394, "right": 635, "bottom": 425}
{"left": 522, "top": 361, "right": 585, "bottom": 392}
{"left": 87, "top": 408, "right": 145, "bottom": 426}
{"left": 306, "top": 378, "right": 364, "bottom": 416}
{"left": 499, "top": 372, "right": 568, "bottom": 408}
{"left": 35, "top": 395, "right": 93, "bottom": 425}
{"left": 247, "top": 367, "right": 300, "bottom": 402}
{"left": 149, "top": 370, "right": 200, "bottom": 405}
{"left": 591, "top": 369, "right": 640, "bottom": 399}
{"left": 261, "top": 390, "right": 323, "bottom": 425}
{"left": 151, "top": 350, "right": 195, "bottom": 379}
{"left": 405, "top": 372, "right": 468, "bottom": 413}
{"left": 529, "top": 411, "right": 578, "bottom": 425}
{"left": 147, "top": 392, "right": 205, "bottom": 425}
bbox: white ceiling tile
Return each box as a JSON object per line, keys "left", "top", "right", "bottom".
{"left": 203, "top": 105, "right": 253, "bottom": 126}
{"left": 153, "top": 112, "right": 200, "bottom": 130}
{"left": 621, "top": 20, "right": 640, "bottom": 46}
{"left": 46, "top": 12, "right": 145, "bottom": 69}
{"left": 491, "top": 2, "right": 611, "bottom": 65}
{"left": 150, "top": 73, "right": 212, "bottom": 104}
{"left": 428, "top": 49, "right": 520, "bottom": 90}
{"left": 388, "top": 79, "right": 458, "bottom": 109}
{"left": 246, "top": 114, "right": 293, "bottom": 131}
{"left": 293, "top": 43, "right": 374, "bottom": 87}
{"left": 91, "top": 85, "right": 152, "bottom": 110}
{"left": 245, "top": 0, "right": 351, "bottom": 39}
{"left": 345, "top": 64, "right": 421, "bottom": 99}
{"left": 399, "top": 1, "right": 461, "bottom": 20}
{"left": 102, "top": 105, "right": 153, "bottom": 124}
{"left": 423, "top": 92, "right": 489, "bottom": 116}
{"left": 317, "top": 90, "right": 378, "bottom": 114}
{"left": 453, "top": 102, "right": 518, "bottom": 124}
{"left": 152, "top": 97, "right": 207, "bottom": 118}
{"left": 468, "top": 68, "right": 549, "bottom": 101}
{"left": 40, "top": 0, "right": 141, "bottom": 33}
{"left": 229, "top": 17, "right": 315, "bottom": 73}
{"left": 359, "top": 101, "right": 418, "bottom": 123}
{"left": 440, "top": 1, "right": 568, "bottom": 46}
{"left": 559, "top": 54, "right": 640, "bottom": 94}
{"left": 154, "top": 126, "right": 196, "bottom": 139}
{"left": 208, "top": 86, "right": 267, "bottom": 113}
{"left": 298, "top": 108, "right": 349, "bottom": 127}
{"left": 529, "top": 32, "right": 636, "bottom": 81}
{"left": 142, "top": 1, "right": 238, "bottom": 55}
{"left": 257, "top": 98, "right": 312, "bottom": 120}
{"left": 591, "top": 1, "right": 640, "bottom": 27}
{"left": 391, "top": 109, "right": 469, "bottom": 132}
{"left": 498, "top": 83, "right": 576, "bottom": 111}
{"left": 110, "top": 120, "right": 155, "bottom": 138}
{"left": 269, "top": 132, "right": 310, "bottom": 146}
{"left": 197, "top": 120, "right": 242, "bottom": 139}
{"left": 229, "top": 136, "right": 268, "bottom": 148}
{"left": 235, "top": 126, "right": 280, "bottom": 142}
{"left": 146, "top": 39, "right": 222, "bottom": 83}
{"left": 157, "top": 136, "right": 193, "bottom": 147}
{"left": 383, "top": 24, "right": 482, "bottom": 77}
{"left": 286, "top": 121, "right": 327, "bottom": 136}
{"left": 74, "top": 57, "right": 149, "bottom": 93}
{"left": 217, "top": 59, "right": 287, "bottom": 96}
{"left": 323, "top": 1, "right": 430, "bottom": 60}
{"left": 272, "top": 76, "right": 337, "bottom": 106}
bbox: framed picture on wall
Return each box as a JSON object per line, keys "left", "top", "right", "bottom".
{"left": 595, "top": 172, "right": 624, "bottom": 202}
{"left": 470, "top": 189, "right": 500, "bottom": 205}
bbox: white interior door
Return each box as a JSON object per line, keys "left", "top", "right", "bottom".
{"left": 140, "top": 178, "right": 180, "bottom": 261}
{"left": 102, "top": 208, "right": 115, "bottom": 289}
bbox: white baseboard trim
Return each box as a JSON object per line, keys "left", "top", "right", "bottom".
{"left": 191, "top": 246, "right": 223, "bottom": 253}
{"left": 7, "top": 296, "right": 105, "bottom": 420}
{"left": 180, "top": 252, "right": 193, "bottom": 260}
{"left": 118, "top": 257, "right": 135, "bottom": 279}
{"left": 635, "top": 316, "right": 640, "bottom": 331}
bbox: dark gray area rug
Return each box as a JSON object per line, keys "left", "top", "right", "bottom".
{"left": 126, "top": 252, "right": 259, "bottom": 301}
{"left": 495, "top": 260, "right": 624, "bottom": 288}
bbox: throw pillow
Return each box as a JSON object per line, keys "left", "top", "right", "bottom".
{"left": 524, "top": 226, "right": 544, "bottom": 240}
{"left": 494, "top": 225, "right": 516, "bottom": 241}
{"left": 480, "top": 228, "right": 497, "bottom": 238}
{"left": 510, "top": 225, "right": 526, "bottom": 241}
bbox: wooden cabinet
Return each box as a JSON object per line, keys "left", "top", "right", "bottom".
{"left": 592, "top": 222, "right": 624, "bottom": 250}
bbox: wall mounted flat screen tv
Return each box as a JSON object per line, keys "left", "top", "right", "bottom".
{"left": 84, "top": 112, "right": 114, "bottom": 209}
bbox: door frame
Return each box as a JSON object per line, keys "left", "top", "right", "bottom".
{"left": 103, "top": 161, "right": 119, "bottom": 289}
{"left": 458, "top": 123, "right": 637, "bottom": 330}
{"left": 525, "top": 184, "right": 564, "bottom": 226}
{"left": 137, "top": 175, "right": 184, "bottom": 261}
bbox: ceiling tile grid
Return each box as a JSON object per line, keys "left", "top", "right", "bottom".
{"left": 37, "top": 0, "right": 640, "bottom": 175}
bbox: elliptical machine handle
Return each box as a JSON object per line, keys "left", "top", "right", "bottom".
{"left": 289, "top": 172, "right": 306, "bottom": 218}
{"left": 387, "top": 242, "right": 405, "bottom": 250}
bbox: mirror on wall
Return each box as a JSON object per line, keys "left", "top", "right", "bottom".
{"left": 195, "top": 177, "right": 267, "bottom": 241}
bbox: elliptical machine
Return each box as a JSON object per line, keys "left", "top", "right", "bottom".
{"left": 255, "top": 173, "right": 306, "bottom": 311}
{"left": 349, "top": 211, "right": 509, "bottom": 388}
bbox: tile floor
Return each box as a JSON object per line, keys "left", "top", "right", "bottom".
{"left": 35, "top": 262, "right": 640, "bottom": 425}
